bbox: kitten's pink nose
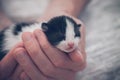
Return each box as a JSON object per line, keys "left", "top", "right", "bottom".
{"left": 68, "top": 42, "right": 74, "bottom": 48}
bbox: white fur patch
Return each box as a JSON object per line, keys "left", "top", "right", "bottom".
{"left": 65, "top": 19, "right": 75, "bottom": 42}
{"left": 3, "top": 23, "right": 42, "bottom": 51}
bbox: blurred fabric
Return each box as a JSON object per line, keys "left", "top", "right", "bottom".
{"left": 76, "top": 0, "right": 120, "bottom": 80}
{"left": 1, "top": 0, "right": 49, "bottom": 22}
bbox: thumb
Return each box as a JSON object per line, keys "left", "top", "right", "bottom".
{"left": 69, "top": 49, "right": 85, "bottom": 63}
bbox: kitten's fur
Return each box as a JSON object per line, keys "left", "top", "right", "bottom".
{"left": 0, "top": 16, "right": 81, "bottom": 60}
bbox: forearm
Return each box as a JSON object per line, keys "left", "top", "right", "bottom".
{"left": 50, "top": 0, "right": 87, "bottom": 17}
{"left": 37, "top": 0, "right": 87, "bottom": 22}
{"left": 0, "top": 12, "right": 12, "bottom": 30}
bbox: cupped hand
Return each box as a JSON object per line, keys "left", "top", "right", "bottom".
{"left": 14, "top": 14, "right": 86, "bottom": 80}
{"left": 0, "top": 42, "right": 24, "bottom": 80}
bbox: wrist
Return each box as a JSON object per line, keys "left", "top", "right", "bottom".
{"left": 37, "top": 0, "right": 87, "bottom": 22}
{"left": 0, "top": 16, "right": 12, "bottom": 30}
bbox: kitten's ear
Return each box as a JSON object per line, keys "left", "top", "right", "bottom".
{"left": 77, "top": 24, "right": 81, "bottom": 27}
{"left": 42, "top": 23, "right": 48, "bottom": 32}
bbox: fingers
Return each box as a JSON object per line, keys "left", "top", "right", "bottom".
{"left": 34, "top": 30, "right": 85, "bottom": 71}
{"left": 0, "top": 42, "right": 23, "bottom": 79}
{"left": 69, "top": 49, "right": 86, "bottom": 71}
{"left": 14, "top": 48, "right": 48, "bottom": 80}
{"left": 9, "top": 65, "right": 23, "bottom": 80}
{"left": 34, "top": 30, "right": 73, "bottom": 69}
{"left": 20, "top": 72, "right": 31, "bottom": 80}
{"left": 20, "top": 72, "right": 60, "bottom": 80}
{"left": 21, "top": 32, "right": 75, "bottom": 80}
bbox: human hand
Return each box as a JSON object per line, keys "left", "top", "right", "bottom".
{"left": 0, "top": 43, "right": 24, "bottom": 80}
{"left": 14, "top": 15, "right": 86, "bottom": 80}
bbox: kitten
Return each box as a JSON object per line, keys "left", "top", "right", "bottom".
{"left": 0, "top": 15, "right": 81, "bottom": 60}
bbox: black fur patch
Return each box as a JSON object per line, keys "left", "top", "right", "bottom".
{"left": 42, "top": 16, "right": 67, "bottom": 45}
{"left": 13, "top": 23, "right": 33, "bottom": 35}
{"left": 0, "top": 29, "right": 8, "bottom": 60}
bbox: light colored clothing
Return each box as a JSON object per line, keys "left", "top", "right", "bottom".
{"left": 1, "top": 0, "right": 50, "bottom": 22}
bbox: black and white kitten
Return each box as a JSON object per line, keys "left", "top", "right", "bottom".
{"left": 0, "top": 16, "right": 81, "bottom": 60}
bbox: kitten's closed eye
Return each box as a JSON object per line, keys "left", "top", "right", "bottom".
{"left": 78, "top": 24, "right": 81, "bottom": 27}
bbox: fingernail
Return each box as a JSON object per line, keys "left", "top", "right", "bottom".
{"left": 22, "top": 32, "right": 32, "bottom": 41}
{"left": 15, "top": 51, "right": 26, "bottom": 62}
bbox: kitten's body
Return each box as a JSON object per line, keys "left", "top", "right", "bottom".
{"left": 0, "top": 16, "right": 81, "bottom": 60}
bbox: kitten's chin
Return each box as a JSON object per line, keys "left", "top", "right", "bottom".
{"left": 59, "top": 47, "right": 76, "bottom": 53}
{"left": 63, "top": 49, "right": 74, "bottom": 53}
{"left": 56, "top": 45, "right": 77, "bottom": 53}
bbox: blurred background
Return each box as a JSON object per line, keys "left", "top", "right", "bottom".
{"left": 77, "top": 0, "right": 120, "bottom": 80}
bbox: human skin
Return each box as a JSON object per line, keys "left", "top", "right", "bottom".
{"left": 0, "top": 12, "right": 13, "bottom": 30}
{"left": 0, "top": 43, "right": 23, "bottom": 80}
{"left": 0, "top": 0, "right": 87, "bottom": 80}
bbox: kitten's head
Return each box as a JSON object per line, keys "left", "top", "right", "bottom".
{"left": 42, "top": 16, "right": 81, "bottom": 52}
